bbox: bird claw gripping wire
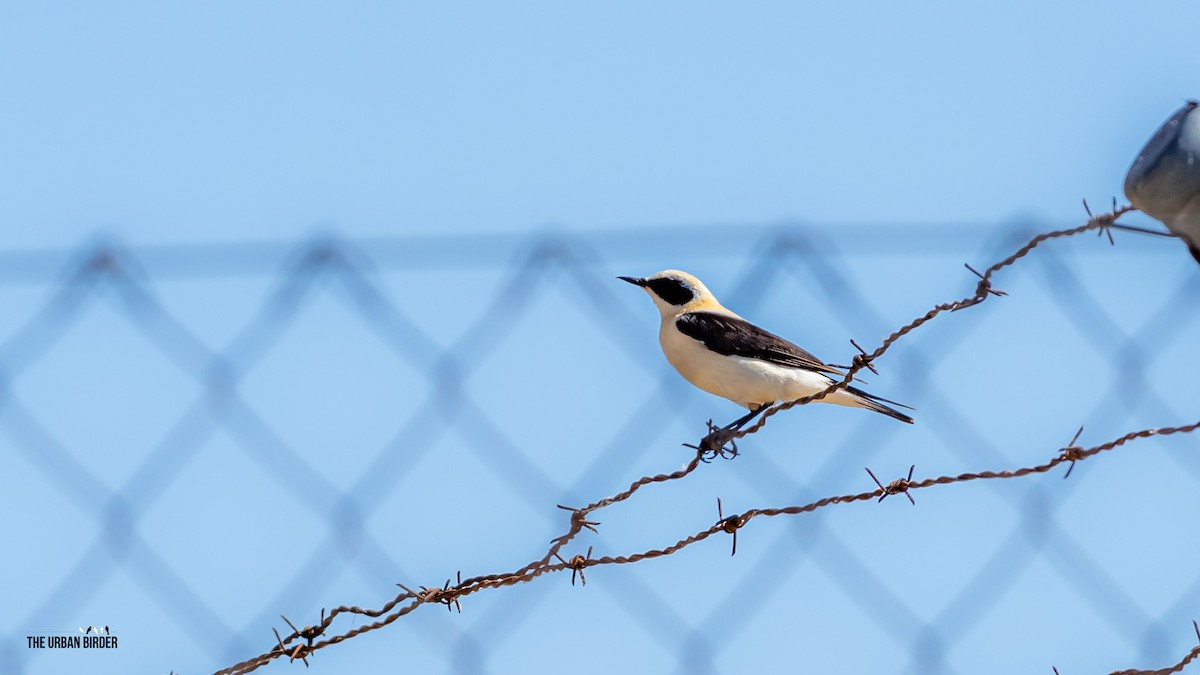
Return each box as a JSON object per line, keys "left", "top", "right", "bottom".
{"left": 690, "top": 420, "right": 739, "bottom": 462}
{"left": 865, "top": 465, "right": 917, "bottom": 505}
{"left": 716, "top": 498, "right": 746, "bottom": 556}
{"left": 553, "top": 546, "right": 593, "bottom": 586}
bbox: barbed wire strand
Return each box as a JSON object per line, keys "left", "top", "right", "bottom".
{"left": 214, "top": 417, "right": 1198, "bottom": 675}
{"left": 212, "top": 207, "right": 1197, "bottom": 675}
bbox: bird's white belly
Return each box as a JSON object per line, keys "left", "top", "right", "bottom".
{"left": 660, "top": 322, "right": 846, "bottom": 410}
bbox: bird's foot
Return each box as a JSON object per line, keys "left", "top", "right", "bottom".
{"left": 696, "top": 420, "right": 739, "bottom": 462}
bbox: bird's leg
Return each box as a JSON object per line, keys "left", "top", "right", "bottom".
{"left": 722, "top": 402, "right": 773, "bottom": 432}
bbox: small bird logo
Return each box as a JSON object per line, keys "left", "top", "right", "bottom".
{"left": 1124, "top": 100, "right": 1200, "bottom": 264}
{"left": 621, "top": 270, "right": 913, "bottom": 431}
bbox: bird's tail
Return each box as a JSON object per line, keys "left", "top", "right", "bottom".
{"left": 844, "top": 385, "right": 915, "bottom": 424}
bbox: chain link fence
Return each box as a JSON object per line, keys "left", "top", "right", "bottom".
{"left": 2, "top": 220, "right": 1198, "bottom": 674}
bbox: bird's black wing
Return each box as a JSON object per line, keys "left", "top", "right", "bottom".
{"left": 675, "top": 311, "right": 844, "bottom": 376}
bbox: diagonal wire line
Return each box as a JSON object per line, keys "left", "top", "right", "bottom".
{"left": 2, "top": 218, "right": 1196, "bottom": 675}
{"left": 210, "top": 213, "right": 1200, "bottom": 675}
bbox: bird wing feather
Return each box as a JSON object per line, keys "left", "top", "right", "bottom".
{"left": 675, "top": 311, "right": 844, "bottom": 376}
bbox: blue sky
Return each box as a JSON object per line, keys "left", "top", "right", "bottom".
{"left": 2, "top": 2, "right": 1197, "bottom": 247}
{"left": 2, "top": 3, "right": 1199, "bottom": 675}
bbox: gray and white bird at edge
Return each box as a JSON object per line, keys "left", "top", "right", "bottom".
{"left": 620, "top": 270, "right": 914, "bottom": 432}
{"left": 1124, "top": 100, "right": 1200, "bottom": 264}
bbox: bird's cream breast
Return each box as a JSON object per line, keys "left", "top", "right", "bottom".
{"left": 659, "top": 315, "right": 771, "bottom": 407}
{"left": 659, "top": 317, "right": 713, "bottom": 378}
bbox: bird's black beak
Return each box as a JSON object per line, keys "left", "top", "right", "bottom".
{"left": 618, "top": 276, "right": 648, "bottom": 287}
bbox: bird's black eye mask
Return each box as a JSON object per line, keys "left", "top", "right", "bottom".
{"left": 646, "top": 277, "right": 695, "bottom": 306}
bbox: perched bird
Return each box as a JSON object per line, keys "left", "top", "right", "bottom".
{"left": 1124, "top": 100, "right": 1200, "bottom": 264}
{"left": 620, "top": 270, "right": 913, "bottom": 429}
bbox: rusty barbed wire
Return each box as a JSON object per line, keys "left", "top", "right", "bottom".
{"left": 213, "top": 207, "right": 1199, "bottom": 675}
{"left": 216, "top": 417, "right": 1200, "bottom": 675}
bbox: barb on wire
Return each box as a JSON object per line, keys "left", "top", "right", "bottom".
{"left": 716, "top": 497, "right": 746, "bottom": 556}
{"left": 397, "top": 571, "right": 464, "bottom": 613}
{"left": 964, "top": 262, "right": 1008, "bottom": 298}
{"left": 213, "top": 208, "right": 1200, "bottom": 675}
{"left": 1060, "top": 426, "right": 1086, "bottom": 479}
{"left": 829, "top": 338, "right": 879, "bottom": 376}
{"left": 552, "top": 546, "right": 593, "bottom": 586}
{"left": 1084, "top": 198, "right": 1116, "bottom": 246}
{"left": 865, "top": 465, "right": 916, "bottom": 505}
{"left": 281, "top": 610, "right": 325, "bottom": 648}
{"left": 270, "top": 626, "right": 309, "bottom": 668}
{"left": 556, "top": 504, "right": 601, "bottom": 534}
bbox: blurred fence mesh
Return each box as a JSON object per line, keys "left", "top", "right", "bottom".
{"left": 2, "top": 222, "right": 1198, "bottom": 675}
